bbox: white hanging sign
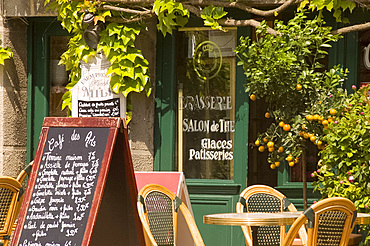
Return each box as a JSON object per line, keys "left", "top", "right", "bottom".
{"left": 71, "top": 53, "right": 126, "bottom": 118}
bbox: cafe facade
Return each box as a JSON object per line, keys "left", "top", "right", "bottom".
{"left": 1, "top": 1, "right": 370, "bottom": 245}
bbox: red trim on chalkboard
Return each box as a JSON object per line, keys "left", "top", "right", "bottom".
{"left": 82, "top": 126, "right": 119, "bottom": 246}
{"left": 42, "top": 117, "right": 122, "bottom": 128}
{"left": 12, "top": 126, "right": 50, "bottom": 245}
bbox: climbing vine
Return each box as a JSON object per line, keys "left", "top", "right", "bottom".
{"left": 0, "top": 38, "right": 13, "bottom": 65}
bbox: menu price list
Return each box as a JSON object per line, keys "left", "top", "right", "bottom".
{"left": 78, "top": 99, "right": 120, "bottom": 117}
{"left": 18, "top": 127, "right": 109, "bottom": 246}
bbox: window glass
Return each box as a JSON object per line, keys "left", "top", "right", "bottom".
{"left": 49, "top": 36, "right": 69, "bottom": 117}
{"left": 176, "top": 28, "right": 237, "bottom": 179}
{"left": 359, "top": 30, "right": 370, "bottom": 85}
{"left": 290, "top": 142, "right": 318, "bottom": 182}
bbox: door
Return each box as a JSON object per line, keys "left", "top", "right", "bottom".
{"left": 27, "top": 18, "right": 69, "bottom": 163}
{"left": 155, "top": 27, "right": 250, "bottom": 245}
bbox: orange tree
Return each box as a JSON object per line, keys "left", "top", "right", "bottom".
{"left": 235, "top": 11, "right": 349, "bottom": 169}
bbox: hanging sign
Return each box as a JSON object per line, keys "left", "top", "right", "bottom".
{"left": 70, "top": 53, "right": 126, "bottom": 118}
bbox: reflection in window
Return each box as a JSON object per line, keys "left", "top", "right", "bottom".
{"left": 290, "top": 142, "right": 319, "bottom": 182}
{"left": 176, "top": 28, "right": 236, "bottom": 179}
{"left": 49, "top": 36, "right": 70, "bottom": 117}
{"left": 359, "top": 30, "right": 370, "bottom": 85}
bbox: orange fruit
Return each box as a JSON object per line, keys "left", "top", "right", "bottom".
{"left": 296, "top": 84, "right": 302, "bottom": 90}
{"left": 275, "top": 161, "right": 280, "bottom": 167}
{"left": 270, "top": 164, "right": 276, "bottom": 169}
{"left": 258, "top": 146, "right": 265, "bottom": 152}
{"left": 283, "top": 124, "right": 291, "bottom": 131}
{"left": 322, "top": 120, "right": 328, "bottom": 125}
{"left": 278, "top": 146, "right": 284, "bottom": 153}
{"left": 279, "top": 121, "right": 285, "bottom": 127}
{"left": 263, "top": 138, "right": 268, "bottom": 143}
{"left": 310, "top": 135, "right": 316, "bottom": 142}
{"left": 268, "top": 147, "right": 275, "bottom": 152}
{"left": 267, "top": 141, "right": 274, "bottom": 148}
{"left": 302, "top": 124, "right": 307, "bottom": 130}
{"left": 306, "top": 115, "right": 313, "bottom": 121}
{"left": 294, "top": 158, "right": 299, "bottom": 164}
{"left": 329, "top": 108, "right": 337, "bottom": 115}
{"left": 328, "top": 117, "right": 333, "bottom": 123}
{"left": 286, "top": 155, "right": 293, "bottom": 162}
{"left": 289, "top": 161, "right": 295, "bottom": 167}
{"left": 265, "top": 112, "right": 271, "bottom": 118}
{"left": 303, "top": 133, "right": 309, "bottom": 139}
{"left": 255, "top": 140, "right": 260, "bottom": 146}
{"left": 313, "top": 114, "right": 319, "bottom": 121}
{"left": 250, "top": 94, "right": 257, "bottom": 101}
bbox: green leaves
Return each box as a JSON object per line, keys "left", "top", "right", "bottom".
{"left": 153, "top": 0, "right": 189, "bottom": 36}
{"left": 302, "top": 0, "right": 356, "bottom": 23}
{"left": 201, "top": 5, "right": 227, "bottom": 31}
{"left": 46, "top": 1, "right": 152, "bottom": 119}
{"left": 0, "top": 47, "right": 13, "bottom": 65}
{"left": 314, "top": 86, "right": 370, "bottom": 232}
{"left": 100, "top": 23, "right": 151, "bottom": 97}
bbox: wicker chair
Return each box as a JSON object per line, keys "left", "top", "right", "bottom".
{"left": 137, "top": 184, "right": 205, "bottom": 246}
{"left": 282, "top": 197, "right": 357, "bottom": 246}
{"left": 236, "top": 185, "right": 307, "bottom": 246}
{"left": 0, "top": 177, "right": 22, "bottom": 246}
{"left": 12, "top": 161, "right": 33, "bottom": 231}
{"left": 0, "top": 162, "right": 33, "bottom": 246}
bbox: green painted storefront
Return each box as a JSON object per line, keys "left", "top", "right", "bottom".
{"left": 27, "top": 9, "right": 370, "bottom": 245}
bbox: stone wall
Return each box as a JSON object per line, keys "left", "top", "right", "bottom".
{"left": 0, "top": 17, "right": 28, "bottom": 176}
{"left": 129, "top": 19, "right": 156, "bottom": 171}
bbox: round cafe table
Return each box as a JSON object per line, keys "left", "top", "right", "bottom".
{"left": 203, "top": 211, "right": 370, "bottom": 246}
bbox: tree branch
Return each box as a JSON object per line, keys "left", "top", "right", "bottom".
{"left": 189, "top": 0, "right": 299, "bottom": 17}
{"left": 106, "top": 14, "right": 154, "bottom": 23}
{"left": 101, "top": 4, "right": 152, "bottom": 15}
{"left": 332, "top": 22, "right": 370, "bottom": 35}
{"left": 219, "top": 18, "right": 278, "bottom": 35}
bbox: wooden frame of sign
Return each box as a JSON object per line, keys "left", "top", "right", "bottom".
{"left": 12, "top": 117, "right": 145, "bottom": 246}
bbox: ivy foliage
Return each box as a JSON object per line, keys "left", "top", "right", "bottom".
{"left": 0, "top": 37, "right": 13, "bottom": 65}
{"left": 235, "top": 11, "right": 347, "bottom": 166}
{"left": 153, "top": 0, "right": 189, "bottom": 36}
{"left": 0, "top": 46, "right": 13, "bottom": 65}
{"left": 201, "top": 5, "right": 227, "bottom": 31}
{"left": 45, "top": 0, "right": 151, "bottom": 119}
{"left": 299, "top": 0, "right": 357, "bottom": 23}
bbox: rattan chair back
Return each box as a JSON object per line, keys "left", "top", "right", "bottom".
{"left": 236, "top": 185, "right": 307, "bottom": 246}
{"left": 137, "top": 184, "right": 205, "bottom": 246}
{"left": 283, "top": 197, "right": 357, "bottom": 246}
{"left": 0, "top": 177, "right": 22, "bottom": 246}
{"left": 0, "top": 162, "right": 33, "bottom": 246}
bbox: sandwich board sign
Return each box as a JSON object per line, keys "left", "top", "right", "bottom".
{"left": 12, "top": 117, "right": 144, "bottom": 246}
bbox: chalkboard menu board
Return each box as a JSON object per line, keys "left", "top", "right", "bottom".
{"left": 12, "top": 117, "right": 144, "bottom": 246}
